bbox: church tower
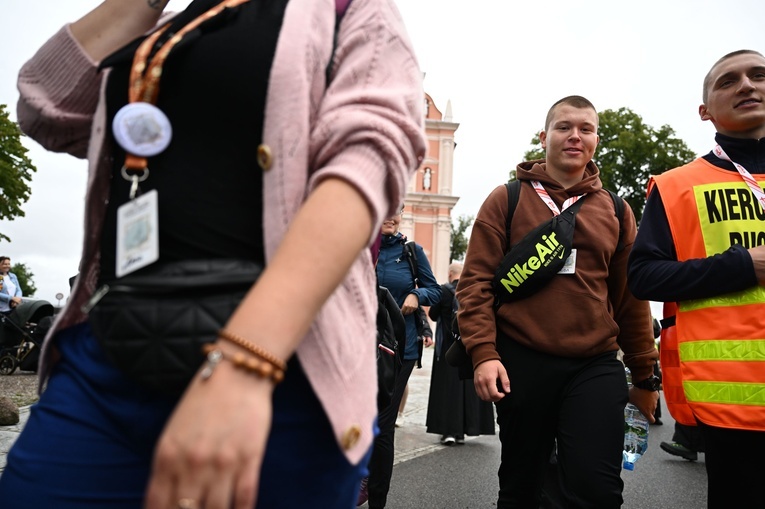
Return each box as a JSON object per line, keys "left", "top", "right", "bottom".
{"left": 399, "top": 94, "right": 460, "bottom": 284}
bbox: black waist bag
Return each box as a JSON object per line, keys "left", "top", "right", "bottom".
{"left": 491, "top": 197, "right": 585, "bottom": 303}
{"left": 85, "top": 259, "right": 262, "bottom": 396}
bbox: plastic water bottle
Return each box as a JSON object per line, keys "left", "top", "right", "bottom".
{"left": 623, "top": 367, "right": 649, "bottom": 471}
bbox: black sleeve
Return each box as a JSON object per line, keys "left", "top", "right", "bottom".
{"left": 428, "top": 285, "right": 447, "bottom": 322}
{"left": 418, "top": 307, "right": 433, "bottom": 337}
{"left": 628, "top": 187, "right": 758, "bottom": 302}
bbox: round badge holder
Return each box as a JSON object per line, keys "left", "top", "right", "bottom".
{"left": 112, "top": 102, "right": 173, "bottom": 157}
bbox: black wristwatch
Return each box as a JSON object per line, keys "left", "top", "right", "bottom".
{"left": 633, "top": 375, "right": 661, "bottom": 392}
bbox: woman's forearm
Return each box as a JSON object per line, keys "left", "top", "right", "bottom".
{"left": 70, "top": 0, "right": 170, "bottom": 62}
{"left": 224, "top": 177, "right": 375, "bottom": 360}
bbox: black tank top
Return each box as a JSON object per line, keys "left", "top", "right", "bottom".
{"left": 98, "top": 0, "right": 289, "bottom": 282}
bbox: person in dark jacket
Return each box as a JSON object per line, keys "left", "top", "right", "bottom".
{"left": 365, "top": 208, "right": 441, "bottom": 509}
{"left": 426, "top": 262, "right": 494, "bottom": 445}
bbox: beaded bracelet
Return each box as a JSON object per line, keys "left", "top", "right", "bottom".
{"left": 217, "top": 328, "right": 287, "bottom": 372}
{"left": 200, "top": 343, "right": 285, "bottom": 384}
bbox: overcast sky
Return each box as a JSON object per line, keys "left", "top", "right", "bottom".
{"left": 1, "top": 0, "right": 764, "bottom": 307}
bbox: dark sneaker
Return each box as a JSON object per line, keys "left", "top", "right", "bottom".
{"left": 356, "top": 477, "right": 369, "bottom": 507}
{"left": 660, "top": 441, "right": 698, "bottom": 461}
{"left": 440, "top": 435, "right": 456, "bottom": 446}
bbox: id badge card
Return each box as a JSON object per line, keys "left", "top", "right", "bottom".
{"left": 557, "top": 248, "right": 577, "bottom": 274}
{"left": 116, "top": 189, "right": 159, "bottom": 277}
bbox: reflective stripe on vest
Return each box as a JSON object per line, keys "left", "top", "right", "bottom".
{"left": 653, "top": 158, "right": 765, "bottom": 431}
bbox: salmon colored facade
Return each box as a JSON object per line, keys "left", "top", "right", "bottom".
{"left": 398, "top": 93, "right": 460, "bottom": 284}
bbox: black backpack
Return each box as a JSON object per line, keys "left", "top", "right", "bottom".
{"left": 376, "top": 286, "right": 404, "bottom": 411}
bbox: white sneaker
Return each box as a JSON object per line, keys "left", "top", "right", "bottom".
{"left": 440, "top": 435, "right": 456, "bottom": 446}
{"left": 395, "top": 412, "right": 404, "bottom": 427}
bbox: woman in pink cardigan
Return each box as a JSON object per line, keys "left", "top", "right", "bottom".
{"left": 0, "top": 0, "right": 425, "bottom": 508}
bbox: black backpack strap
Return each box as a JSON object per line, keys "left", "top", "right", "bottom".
{"left": 504, "top": 180, "right": 522, "bottom": 252}
{"left": 605, "top": 189, "right": 625, "bottom": 252}
{"left": 403, "top": 240, "right": 420, "bottom": 287}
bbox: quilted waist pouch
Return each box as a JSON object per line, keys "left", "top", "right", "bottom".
{"left": 85, "top": 259, "right": 262, "bottom": 396}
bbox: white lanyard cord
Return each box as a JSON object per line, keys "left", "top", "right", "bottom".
{"left": 530, "top": 181, "right": 586, "bottom": 216}
{"left": 713, "top": 144, "right": 765, "bottom": 213}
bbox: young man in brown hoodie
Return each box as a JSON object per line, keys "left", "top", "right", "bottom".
{"left": 457, "top": 95, "right": 659, "bottom": 508}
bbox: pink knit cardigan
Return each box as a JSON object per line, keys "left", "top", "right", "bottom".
{"left": 16, "top": 0, "right": 426, "bottom": 464}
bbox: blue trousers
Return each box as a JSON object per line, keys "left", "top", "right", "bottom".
{"left": 0, "top": 323, "right": 370, "bottom": 508}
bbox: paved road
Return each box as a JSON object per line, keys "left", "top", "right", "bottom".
{"left": 379, "top": 424, "right": 707, "bottom": 508}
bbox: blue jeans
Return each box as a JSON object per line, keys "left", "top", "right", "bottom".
{"left": 0, "top": 323, "right": 370, "bottom": 508}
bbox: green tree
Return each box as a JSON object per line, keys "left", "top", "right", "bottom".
{"left": 450, "top": 214, "right": 474, "bottom": 262}
{"left": 0, "top": 104, "right": 37, "bottom": 243}
{"left": 523, "top": 107, "right": 696, "bottom": 224}
{"left": 11, "top": 262, "right": 37, "bottom": 297}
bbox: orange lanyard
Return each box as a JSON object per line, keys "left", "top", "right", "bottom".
{"left": 122, "top": 0, "right": 251, "bottom": 172}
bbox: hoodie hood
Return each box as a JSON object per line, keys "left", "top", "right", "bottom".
{"left": 516, "top": 159, "right": 603, "bottom": 197}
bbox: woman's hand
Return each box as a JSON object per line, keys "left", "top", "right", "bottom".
{"left": 144, "top": 357, "right": 274, "bottom": 509}
{"left": 400, "top": 293, "right": 419, "bottom": 315}
{"left": 70, "top": 0, "right": 172, "bottom": 62}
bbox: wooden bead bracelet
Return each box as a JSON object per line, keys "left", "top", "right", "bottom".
{"left": 200, "top": 343, "right": 285, "bottom": 384}
{"left": 217, "top": 328, "right": 287, "bottom": 372}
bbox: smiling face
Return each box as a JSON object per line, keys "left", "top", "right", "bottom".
{"left": 381, "top": 212, "right": 401, "bottom": 236}
{"left": 700, "top": 52, "right": 765, "bottom": 140}
{"left": 540, "top": 103, "right": 599, "bottom": 186}
{"left": 0, "top": 258, "right": 10, "bottom": 275}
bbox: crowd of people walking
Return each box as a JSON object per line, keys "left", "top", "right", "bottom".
{"left": 0, "top": 0, "right": 763, "bottom": 506}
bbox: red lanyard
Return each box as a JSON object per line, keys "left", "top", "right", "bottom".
{"left": 713, "top": 144, "right": 765, "bottom": 213}
{"left": 530, "top": 181, "right": 586, "bottom": 216}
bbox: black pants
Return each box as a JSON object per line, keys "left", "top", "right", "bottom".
{"left": 495, "top": 337, "right": 627, "bottom": 509}
{"left": 367, "top": 358, "right": 416, "bottom": 509}
{"left": 699, "top": 422, "right": 765, "bottom": 509}
{"left": 673, "top": 422, "right": 705, "bottom": 452}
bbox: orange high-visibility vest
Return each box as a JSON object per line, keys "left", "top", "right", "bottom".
{"left": 652, "top": 157, "right": 765, "bottom": 432}
{"left": 658, "top": 303, "right": 697, "bottom": 426}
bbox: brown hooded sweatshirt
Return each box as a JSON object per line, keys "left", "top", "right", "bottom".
{"left": 456, "top": 160, "right": 658, "bottom": 382}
